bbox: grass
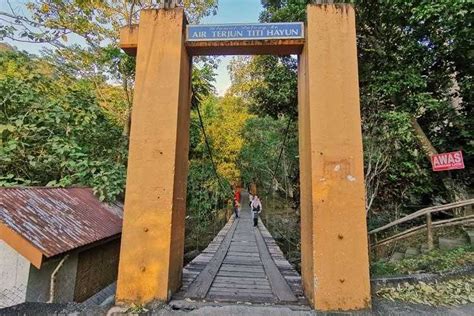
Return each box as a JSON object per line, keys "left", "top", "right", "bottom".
{"left": 371, "top": 246, "right": 474, "bottom": 277}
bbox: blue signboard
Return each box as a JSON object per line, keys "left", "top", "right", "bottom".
{"left": 186, "top": 22, "right": 304, "bottom": 42}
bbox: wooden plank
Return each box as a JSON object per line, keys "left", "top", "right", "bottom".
{"left": 185, "top": 218, "right": 239, "bottom": 299}
{"left": 217, "top": 271, "right": 266, "bottom": 278}
{"left": 229, "top": 245, "right": 258, "bottom": 250}
{"left": 224, "top": 255, "right": 261, "bottom": 261}
{"left": 221, "top": 252, "right": 260, "bottom": 257}
{"left": 211, "top": 283, "right": 271, "bottom": 290}
{"left": 208, "top": 287, "right": 273, "bottom": 294}
{"left": 223, "top": 259, "right": 262, "bottom": 266}
{"left": 223, "top": 260, "right": 262, "bottom": 266}
{"left": 254, "top": 227, "right": 298, "bottom": 302}
{"left": 213, "top": 276, "right": 269, "bottom": 284}
{"left": 257, "top": 221, "right": 306, "bottom": 304}
{"left": 219, "top": 265, "right": 264, "bottom": 273}
{"left": 208, "top": 292, "right": 275, "bottom": 299}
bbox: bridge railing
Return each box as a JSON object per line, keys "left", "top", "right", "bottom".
{"left": 369, "top": 199, "right": 474, "bottom": 251}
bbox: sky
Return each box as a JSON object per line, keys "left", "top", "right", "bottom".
{"left": 202, "top": 0, "right": 263, "bottom": 95}
{"left": 1, "top": 0, "right": 263, "bottom": 95}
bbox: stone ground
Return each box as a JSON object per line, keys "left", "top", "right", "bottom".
{"left": 1, "top": 298, "right": 473, "bottom": 315}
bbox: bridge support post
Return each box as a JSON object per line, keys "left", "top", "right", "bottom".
{"left": 298, "top": 4, "right": 371, "bottom": 311}
{"left": 116, "top": 8, "right": 191, "bottom": 304}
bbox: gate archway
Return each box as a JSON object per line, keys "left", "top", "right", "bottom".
{"left": 116, "top": 3, "right": 370, "bottom": 311}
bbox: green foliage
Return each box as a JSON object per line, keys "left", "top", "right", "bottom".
{"left": 249, "top": 56, "right": 298, "bottom": 120}
{"left": 187, "top": 160, "right": 228, "bottom": 229}
{"left": 371, "top": 246, "right": 474, "bottom": 277}
{"left": 191, "top": 64, "right": 217, "bottom": 108}
{"left": 357, "top": 0, "right": 473, "bottom": 211}
{"left": 260, "top": 0, "right": 308, "bottom": 23}
{"left": 1, "top": 0, "right": 218, "bottom": 46}
{"left": 239, "top": 115, "right": 298, "bottom": 197}
{"left": 0, "top": 0, "right": 219, "bottom": 141}
{"left": 233, "top": 0, "right": 474, "bottom": 222}
{"left": 228, "top": 55, "right": 298, "bottom": 120}
{"left": 262, "top": 196, "right": 301, "bottom": 271}
{"left": 377, "top": 278, "right": 474, "bottom": 306}
{"left": 0, "top": 51, "right": 127, "bottom": 201}
{"left": 364, "top": 111, "right": 435, "bottom": 226}
{"left": 186, "top": 67, "right": 238, "bottom": 252}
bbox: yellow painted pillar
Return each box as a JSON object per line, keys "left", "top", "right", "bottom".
{"left": 298, "top": 4, "right": 371, "bottom": 311}
{"left": 116, "top": 8, "right": 191, "bottom": 304}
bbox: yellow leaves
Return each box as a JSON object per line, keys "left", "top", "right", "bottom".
{"left": 200, "top": 95, "right": 252, "bottom": 184}
{"left": 40, "top": 3, "right": 50, "bottom": 13}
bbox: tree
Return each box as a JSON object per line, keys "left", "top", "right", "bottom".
{"left": 0, "top": 50, "right": 127, "bottom": 201}
{"left": 356, "top": 0, "right": 472, "bottom": 213}
{"left": 228, "top": 55, "right": 298, "bottom": 120}
{"left": 194, "top": 95, "right": 252, "bottom": 183}
{"left": 227, "top": 0, "right": 473, "bottom": 222}
{"left": 239, "top": 115, "right": 298, "bottom": 199}
{"left": 0, "top": 0, "right": 219, "bottom": 136}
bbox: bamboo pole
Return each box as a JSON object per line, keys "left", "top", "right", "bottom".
{"left": 369, "top": 199, "right": 474, "bottom": 235}
{"left": 372, "top": 215, "right": 474, "bottom": 248}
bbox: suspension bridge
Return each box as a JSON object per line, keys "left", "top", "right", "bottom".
{"left": 173, "top": 192, "right": 307, "bottom": 306}
{"left": 116, "top": 2, "right": 371, "bottom": 312}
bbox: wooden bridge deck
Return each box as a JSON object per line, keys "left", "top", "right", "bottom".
{"left": 174, "top": 192, "right": 307, "bottom": 306}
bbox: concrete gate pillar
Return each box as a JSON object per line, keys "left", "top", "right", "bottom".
{"left": 298, "top": 4, "right": 371, "bottom": 310}
{"left": 116, "top": 8, "right": 191, "bottom": 304}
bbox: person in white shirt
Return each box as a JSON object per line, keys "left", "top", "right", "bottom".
{"left": 250, "top": 195, "right": 262, "bottom": 227}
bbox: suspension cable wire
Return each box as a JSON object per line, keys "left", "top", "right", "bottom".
{"left": 195, "top": 101, "right": 233, "bottom": 195}
{"left": 267, "top": 117, "right": 293, "bottom": 193}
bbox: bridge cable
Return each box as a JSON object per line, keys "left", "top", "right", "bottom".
{"left": 195, "top": 102, "right": 232, "bottom": 195}
{"left": 267, "top": 117, "right": 293, "bottom": 193}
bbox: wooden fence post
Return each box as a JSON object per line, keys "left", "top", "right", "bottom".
{"left": 426, "top": 212, "right": 434, "bottom": 251}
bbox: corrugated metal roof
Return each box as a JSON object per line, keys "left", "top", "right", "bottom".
{"left": 0, "top": 187, "right": 123, "bottom": 258}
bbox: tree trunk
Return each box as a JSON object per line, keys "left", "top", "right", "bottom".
{"left": 410, "top": 117, "right": 467, "bottom": 202}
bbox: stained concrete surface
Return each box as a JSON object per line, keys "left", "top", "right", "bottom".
{"left": 1, "top": 299, "right": 473, "bottom": 316}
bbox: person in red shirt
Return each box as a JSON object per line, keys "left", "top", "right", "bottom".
{"left": 234, "top": 187, "right": 241, "bottom": 218}
{"left": 234, "top": 188, "right": 241, "bottom": 205}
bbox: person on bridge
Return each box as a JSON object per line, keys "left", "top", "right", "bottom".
{"left": 234, "top": 187, "right": 241, "bottom": 218}
{"left": 233, "top": 199, "right": 240, "bottom": 218}
{"left": 234, "top": 187, "right": 241, "bottom": 204}
{"left": 251, "top": 195, "right": 262, "bottom": 227}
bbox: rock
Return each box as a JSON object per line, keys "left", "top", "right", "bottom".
{"left": 99, "top": 295, "right": 115, "bottom": 307}
{"left": 184, "top": 250, "right": 200, "bottom": 262}
{"left": 389, "top": 252, "right": 404, "bottom": 262}
{"left": 439, "top": 237, "right": 467, "bottom": 250}
{"left": 405, "top": 247, "right": 420, "bottom": 258}
{"left": 465, "top": 230, "right": 474, "bottom": 244}
{"left": 106, "top": 306, "right": 128, "bottom": 316}
{"left": 420, "top": 244, "right": 431, "bottom": 254}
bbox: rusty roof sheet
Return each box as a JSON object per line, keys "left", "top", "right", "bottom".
{"left": 0, "top": 187, "right": 123, "bottom": 258}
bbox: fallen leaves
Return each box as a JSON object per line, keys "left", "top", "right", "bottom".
{"left": 377, "top": 278, "right": 474, "bottom": 306}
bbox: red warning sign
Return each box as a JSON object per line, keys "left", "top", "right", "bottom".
{"left": 431, "top": 151, "right": 465, "bottom": 172}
